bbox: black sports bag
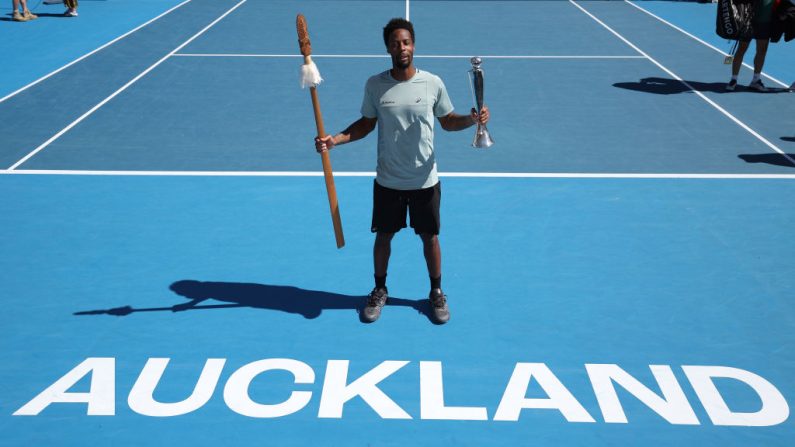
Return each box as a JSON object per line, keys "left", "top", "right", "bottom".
{"left": 716, "top": 0, "right": 755, "bottom": 41}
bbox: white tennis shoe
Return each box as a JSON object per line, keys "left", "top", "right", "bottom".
{"left": 749, "top": 79, "right": 768, "bottom": 92}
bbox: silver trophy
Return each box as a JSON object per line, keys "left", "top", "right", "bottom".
{"left": 468, "top": 57, "right": 494, "bottom": 148}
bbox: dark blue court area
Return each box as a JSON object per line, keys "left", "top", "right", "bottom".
{"left": 2, "top": 1, "right": 795, "bottom": 446}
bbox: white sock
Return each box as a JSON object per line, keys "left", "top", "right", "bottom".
{"left": 752, "top": 73, "right": 761, "bottom": 82}
{"left": 731, "top": 75, "right": 738, "bottom": 81}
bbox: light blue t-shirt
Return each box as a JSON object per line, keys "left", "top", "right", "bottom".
{"left": 361, "top": 69, "right": 454, "bottom": 190}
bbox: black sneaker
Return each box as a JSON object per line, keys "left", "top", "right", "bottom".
{"left": 725, "top": 79, "right": 737, "bottom": 91}
{"left": 362, "top": 287, "right": 387, "bottom": 323}
{"left": 749, "top": 79, "right": 768, "bottom": 92}
{"left": 429, "top": 289, "right": 450, "bottom": 324}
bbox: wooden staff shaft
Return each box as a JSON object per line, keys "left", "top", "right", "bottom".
{"left": 310, "top": 86, "right": 345, "bottom": 249}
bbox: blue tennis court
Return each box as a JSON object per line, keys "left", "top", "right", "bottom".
{"left": 2, "top": 1, "right": 795, "bottom": 445}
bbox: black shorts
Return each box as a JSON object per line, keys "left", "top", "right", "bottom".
{"left": 371, "top": 180, "right": 441, "bottom": 235}
{"left": 741, "top": 21, "right": 772, "bottom": 42}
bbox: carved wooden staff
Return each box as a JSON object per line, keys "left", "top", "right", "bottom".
{"left": 296, "top": 14, "right": 345, "bottom": 249}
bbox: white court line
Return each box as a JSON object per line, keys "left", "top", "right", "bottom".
{"left": 625, "top": 0, "right": 787, "bottom": 87}
{"left": 173, "top": 53, "right": 645, "bottom": 59}
{"left": 6, "top": 0, "right": 248, "bottom": 172}
{"left": 0, "top": 0, "right": 194, "bottom": 105}
{"left": 569, "top": 0, "right": 795, "bottom": 167}
{"left": 172, "top": 53, "right": 388, "bottom": 58}
{"left": 406, "top": 0, "right": 410, "bottom": 21}
{"left": 3, "top": 170, "right": 795, "bottom": 179}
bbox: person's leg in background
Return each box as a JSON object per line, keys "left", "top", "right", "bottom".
{"left": 64, "top": 0, "right": 78, "bottom": 17}
{"left": 748, "top": 38, "right": 770, "bottom": 92}
{"left": 726, "top": 40, "right": 750, "bottom": 91}
{"left": 12, "top": 0, "right": 37, "bottom": 21}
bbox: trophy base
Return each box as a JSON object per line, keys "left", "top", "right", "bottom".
{"left": 472, "top": 127, "right": 494, "bottom": 149}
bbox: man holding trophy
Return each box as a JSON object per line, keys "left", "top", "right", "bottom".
{"left": 314, "top": 18, "right": 490, "bottom": 324}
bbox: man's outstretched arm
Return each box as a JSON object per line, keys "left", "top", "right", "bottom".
{"left": 438, "top": 106, "right": 489, "bottom": 132}
{"left": 315, "top": 116, "right": 378, "bottom": 152}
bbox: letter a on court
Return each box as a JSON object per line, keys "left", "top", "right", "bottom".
{"left": 14, "top": 358, "right": 116, "bottom": 416}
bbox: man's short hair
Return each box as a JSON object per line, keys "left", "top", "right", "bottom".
{"left": 383, "top": 18, "right": 415, "bottom": 47}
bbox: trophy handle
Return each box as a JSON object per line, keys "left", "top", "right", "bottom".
{"left": 473, "top": 71, "right": 484, "bottom": 111}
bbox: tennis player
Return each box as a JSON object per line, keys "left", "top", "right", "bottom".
{"left": 314, "top": 18, "right": 489, "bottom": 324}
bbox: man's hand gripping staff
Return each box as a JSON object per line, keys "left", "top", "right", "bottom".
{"left": 297, "top": 14, "right": 345, "bottom": 249}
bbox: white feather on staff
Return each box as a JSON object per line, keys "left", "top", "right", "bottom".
{"left": 300, "top": 57, "right": 323, "bottom": 89}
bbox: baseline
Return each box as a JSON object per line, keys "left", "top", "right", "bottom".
{"left": 172, "top": 53, "right": 646, "bottom": 59}
{"left": 3, "top": 170, "right": 795, "bottom": 179}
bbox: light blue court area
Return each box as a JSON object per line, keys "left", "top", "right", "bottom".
{"left": 2, "top": 0, "right": 795, "bottom": 445}
{"left": 1, "top": 174, "right": 794, "bottom": 446}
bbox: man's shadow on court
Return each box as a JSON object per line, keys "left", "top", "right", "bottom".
{"left": 74, "top": 280, "right": 437, "bottom": 324}
{"left": 613, "top": 77, "right": 789, "bottom": 94}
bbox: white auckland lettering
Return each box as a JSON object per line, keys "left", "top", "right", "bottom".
{"left": 318, "top": 360, "right": 411, "bottom": 419}
{"left": 420, "top": 361, "right": 488, "bottom": 420}
{"left": 683, "top": 365, "right": 790, "bottom": 426}
{"left": 493, "top": 363, "right": 595, "bottom": 422}
{"left": 128, "top": 358, "right": 225, "bottom": 417}
{"left": 12, "top": 358, "right": 790, "bottom": 427}
{"left": 224, "top": 358, "right": 315, "bottom": 418}
{"left": 13, "top": 357, "right": 115, "bottom": 416}
{"left": 586, "top": 364, "right": 699, "bottom": 424}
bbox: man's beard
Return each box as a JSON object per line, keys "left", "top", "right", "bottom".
{"left": 393, "top": 54, "right": 412, "bottom": 69}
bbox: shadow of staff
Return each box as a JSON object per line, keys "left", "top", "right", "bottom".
{"left": 74, "top": 279, "right": 436, "bottom": 323}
